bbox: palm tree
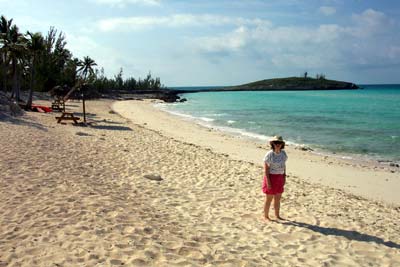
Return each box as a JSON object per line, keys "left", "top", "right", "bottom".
{"left": 1, "top": 24, "right": 27, "bottom": 101}
{"left": 0, "top": 15, "right": 13, "bottom": 92}
{"left": 26, "top": 31, "right": 44, "bottom": 109}
{"left": 10, "top": 26, "right": 27, "bottom": 102}
{"left": 77, "top": 56, "right": 97, "bottom": 81}
{"left": 77, "top": 56, "right": 97, "bottom": 123}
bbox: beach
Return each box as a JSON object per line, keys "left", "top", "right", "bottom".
{"left": 1, "top": 98, "right": 400, "bottom": 266}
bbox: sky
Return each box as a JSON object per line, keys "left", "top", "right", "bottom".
{"left": 2, "top": 0, "right": 400, "bottom": 86}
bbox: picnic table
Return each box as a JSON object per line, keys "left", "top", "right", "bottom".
{"left": 55, "top": 112, "right": 80, "bottom": 124}
{"left": 51, "top": 99, "right": 65, "bottom": 112}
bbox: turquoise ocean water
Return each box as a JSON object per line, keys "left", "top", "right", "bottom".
{"left": 159, "top": 85, "right": 400, "bottom": 164}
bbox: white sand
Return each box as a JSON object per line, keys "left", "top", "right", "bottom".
{"left": 114, "top": 100, "right": 400, "bottom": 205}
{"left": 0, "top": 98, "right": 399, "bottom": 267}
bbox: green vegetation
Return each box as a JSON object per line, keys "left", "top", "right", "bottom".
{"left": 0, "top": 15, "right": 164, "bottom": 108}
{"left": 228, "top": 76, "right": 359, "bottom": 90}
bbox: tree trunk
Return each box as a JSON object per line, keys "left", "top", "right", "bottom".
{"left": 12, "top": 57, "right": 19, "bottom": 102}
{"left": 26, "top": 61, "right": 35, "bottom": 109}
{"left": 1, "top": 53, "right": 7, "bottom": 92}
{"left": 82, "top": 93, "right": 86, "bottom": 123}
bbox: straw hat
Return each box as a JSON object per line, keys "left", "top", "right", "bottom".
{"left": 269, "top": 135, "right": 285, "bottom": 145}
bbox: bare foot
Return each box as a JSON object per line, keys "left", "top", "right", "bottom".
{"left": 276, "top": 215, "right": 286, "bottom": 220}
{"left": 263, "top": 216, "right": 272, "bottom": 222}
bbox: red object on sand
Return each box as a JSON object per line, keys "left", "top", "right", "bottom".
{"left": 31, "top": 104, "right": 52, "bottom": 113}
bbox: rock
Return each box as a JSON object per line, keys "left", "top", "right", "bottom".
{"left": 75, "top": 131, "right": 91, "bottom": 136}
{"left": 295, "top": 145, "right": 314, "bottom": 151}
{"left": 143, "top": 174, "right": 163, "bottom": 181}
{"left": 11, "top": 104, "right": 23, "bottom": 116}
{"left": 0, "top": 94, "right": 24, "bottom": 117}
{"left": 179, "top": 98, "right": 187, "bottom": 102}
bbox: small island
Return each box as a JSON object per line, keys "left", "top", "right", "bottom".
{"left": 163, "top": 76, "right": 359, "bottom": 102}
{"left": 224, "top": 77, "right": 359, "bottom": 91}
{"left": 172, "top": 76, "right": 359, "bottom": 93}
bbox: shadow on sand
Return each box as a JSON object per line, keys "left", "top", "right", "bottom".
{"left": 1, "top": 115, "right": 48, "bottom": 131}
{"left": 89, "top": 119, "right": 125, "bottom": 125}
{"left": 89, "top": 124, "right": 132, "bottom": 131}
{"left": 51, "top": 110, "right": 131, "bottom": 131}
{"left": 279, "top": 219, "right": 400, "bottom": 249}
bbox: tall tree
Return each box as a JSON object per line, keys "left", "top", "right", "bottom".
{"left": 77, "top": 56, "right": 97, "bottom": 123}
{"left": 60, "top": 57, "right": 79, "bottom": 88}
{"left": 34, "top": 27, "right": 72, "bottom": 92}
{"left": 2, "top": 24, "right": 27, "bottom": 101}
{"left": 26, "top": 31, "right": 45, "bottom": 108}
{"left": 77, "top": 56, "right": 97, "bottom": 80}
{"left": 0, "top": 15, "right": 13, "bottom": 92}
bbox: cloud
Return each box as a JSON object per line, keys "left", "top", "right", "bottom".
{"left": 194, "top": 22, "right": 342, "bottom": 56}
{"left": 92, "top": 8, "right": 399, "bottom": 82}
{"left": 194, "top": 26, "right": 250, "bottom": 54}
{"left": 97, "top": 14, "right": 269, "bottom": 31}
{"left": 65, "top": 33, "right": 124, "bottom": 75}
{"left": 319, "top": 6, "right": 336, "bottom": 16}
{"left": 351, "top": 8, "right": 388, "bottom": 29}
{"left": 271, "top": 54, "right": 327, "bottom": 69}
{"left": 190, "top": 8, "right": 400, "bottom": 72}
{"left": 346, "top": 9, "right": 391, "bottom": 38}
{"left": 352, "top": 8, "right": 386, "bottom": 26}
{"left": 91, "top": 0, "right": 161, "bottom": 7}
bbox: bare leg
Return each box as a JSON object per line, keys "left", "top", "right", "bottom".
{"left": 274, "top": 194, "right": 284, "bottom": 220}
{"left": 264, "top": 194, "right": 274, "bottom": 221}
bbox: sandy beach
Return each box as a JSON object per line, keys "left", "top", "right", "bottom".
{"left": 1, "top": 98, "right": 400, "bottom": 266}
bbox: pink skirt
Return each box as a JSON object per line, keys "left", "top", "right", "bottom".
{"left": 262, "top": 174, "right": 285, "bottom": 195}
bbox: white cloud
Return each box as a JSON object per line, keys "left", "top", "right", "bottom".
{"left": 271, "top": 54, "right": 326, "bottom": 69}
{"left": 97, "top": 14, "right": 269, "bottom": 31}
{"left": 348, "top": 9, "right": 389, "bottom": 37}
{"left": 91, "top": 0, "right": 161, "bottom": 7}
{"left": 315, "top": 24, "right": 341, "bottom": 42}
{"left": 65, "top": 34, "right": 100, "bottom": 57}
{"left": 65, "top": 33, "right": 124, "bottom": 75}
{"left": 6, "top": 15, "right": 53, "bottom": 34}
{"left": 194, "top": 26, "right": 250, "bottom": 53}
{"left": 319, "top": 6, "right": 336, "bottom": 16}
{"left": 194, "top": 22, "right": 343, "bottom": 56}
{"left": 90, "top": 8, "right": 400, "bottom": 83}
{"left": 189, "top": 8, "right": 400, "bottom": 72}
{"left": 352, "top": 8, "right": 386, "bottom": 27}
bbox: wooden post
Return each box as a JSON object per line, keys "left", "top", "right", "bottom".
{"left": 82, "top": 92, "right": 86, "bottom": 123}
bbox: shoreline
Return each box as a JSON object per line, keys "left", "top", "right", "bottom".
{"left": 157, "top": 102, "right": 400, "bottom": 167}
{"left": 113, "top": 99, "right": 400, "bottom": 206}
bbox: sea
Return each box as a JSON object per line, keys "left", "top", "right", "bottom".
{"left": 157, "top": 85, "right": 400, "bottom": 165}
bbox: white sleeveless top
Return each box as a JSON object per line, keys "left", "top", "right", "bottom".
{"left": 263, "top": 150, "right": 288, "bottom": 174}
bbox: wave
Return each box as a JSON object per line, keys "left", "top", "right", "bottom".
{"left": 156, "top": 98, "right": 400, "bottom": 165}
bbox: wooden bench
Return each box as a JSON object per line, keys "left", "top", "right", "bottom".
{"left": 55, "top": 112, "right": 80, "bottom": 124}
{"left": 51, "top": 99, "right": 65, "bottom": 112}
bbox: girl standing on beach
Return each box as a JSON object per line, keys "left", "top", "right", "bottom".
{"left": 262, "top": 136, "right": 288, "bottom": 221}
